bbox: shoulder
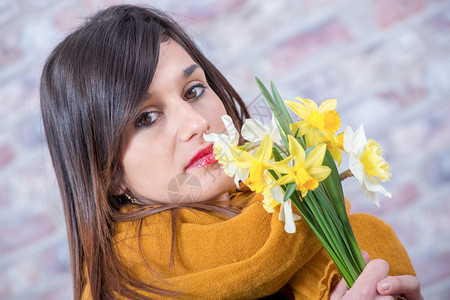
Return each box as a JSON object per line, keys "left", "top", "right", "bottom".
{"left": 349, "top": 213, "right": 397, "bottom": 241}
{"left": 349, "top": 213, "right": 416, "bottom": 276}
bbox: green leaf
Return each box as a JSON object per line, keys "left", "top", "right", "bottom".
{"left": 321, "top": 150, "right": 350, "bottom": 229}
{"left": 305, "top": 191, "right": 359, "bottom": 284}
{"left": 314, "top": 186, "right": 362, "bottom": 274}
{"left": 272, "top": 146, "right": 282, "bottom": 161}
{"left": 283, "top": 182, "right": 297, "bottom": 202}
{"left": 270, "top": 81, "right": 294, "bottom": 125}
{"left": 272, "top": 144, "right": 287, "bottom": 162}
{"left": 255, "top": 77, "right": 292, "bottom": 142}
{"left": 268, "top": 169, "right": 280, "bottom": 181}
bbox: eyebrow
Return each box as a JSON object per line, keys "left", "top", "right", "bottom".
{"left": 183, "top": 64, "right": 199, "bottom": 78}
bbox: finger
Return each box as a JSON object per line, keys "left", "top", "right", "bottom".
{"left": 349, "top": 259, "right": 389, "bottom": 297}
{"left": 377, "top": 275, "right": 423, "bottom": 300}
{"left": 361, "top": 250, "right": 370, "bottom": 264}
{"left": 330, "top": 277, "right": 349, "bottom": 299}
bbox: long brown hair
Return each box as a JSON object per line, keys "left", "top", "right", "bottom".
{"left": 40, "top": 5, "right": 249, "bottom": 299}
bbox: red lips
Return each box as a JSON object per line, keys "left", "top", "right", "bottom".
{"left": 186, "top": 144, "right": 218, "bottom": 170}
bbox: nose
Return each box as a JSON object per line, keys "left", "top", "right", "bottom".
{"left": 172, "top": 101, "right": 210, "bottom": 142}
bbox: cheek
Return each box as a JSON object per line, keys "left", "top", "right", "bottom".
{"left": 208, "top": 97, "right": 229, "bottom": 131}
{"left": 120, "top": 134, "right": 168, "bottom": 191}
{"left": 121, "top": 152, "right": 172, "bottom": 200}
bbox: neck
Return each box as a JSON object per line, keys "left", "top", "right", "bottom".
{"left": 213, "top": 191, "right": 232, "bottom": 209}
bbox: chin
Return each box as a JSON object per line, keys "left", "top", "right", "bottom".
{"left": 167, "top": 166, "right": 234, "bottom": 204}
{"left": 202, "top": 170, "right": 235, "bottom": 193}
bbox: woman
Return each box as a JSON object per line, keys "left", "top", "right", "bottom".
{"left": 40, "top": 4, "right": 422, "bottom": 299}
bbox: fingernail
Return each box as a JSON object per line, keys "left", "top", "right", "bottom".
{"left": 379, "top": 281, "right": 391, "bottom": 291}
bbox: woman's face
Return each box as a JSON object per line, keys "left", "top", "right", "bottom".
{"left": 119, "top": 39, "right": 235, "bottom": 205}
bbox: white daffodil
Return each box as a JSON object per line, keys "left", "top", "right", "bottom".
{"left": 203, "top": 115, "right": 246, "bottom": 185}
{"left": 262, "top": 184, "right": 301, "bottom": 234}
{"left": 241, "top": 114, "right": 281, "bottom": 144}
{"left": 343, "top": 124, "right": 392, "bottom": 207}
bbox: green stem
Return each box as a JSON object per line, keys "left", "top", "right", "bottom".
{"left": 290, "top": 193, "right": 354, "bottom": 286}
{"left": 305, "top": 192, "right": 358, "bottom": 284}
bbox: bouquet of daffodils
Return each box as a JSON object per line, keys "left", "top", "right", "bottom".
{"left": 204, "top": 78, "right": 392, "bottom": 287}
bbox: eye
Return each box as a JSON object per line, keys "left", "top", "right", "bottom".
{"left": 135, "top": 111, "right": 162, "bottom": 128}
{"left": 184, "top": 83, "right": 207, "bottom": 100}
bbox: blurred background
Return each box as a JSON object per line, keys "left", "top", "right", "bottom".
{"left": 1, "top": 0, "right": 449, "bottom": 299}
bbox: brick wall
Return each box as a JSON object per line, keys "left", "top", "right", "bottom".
{"left": 1, "top": 0, "right": 449, "bottom": 299}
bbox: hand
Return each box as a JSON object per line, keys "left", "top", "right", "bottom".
{"left": 330, "top": 252, "right": 423, "bottom": 300}
{"left": 377, "top": 275, "right": 423, "bottom": 300}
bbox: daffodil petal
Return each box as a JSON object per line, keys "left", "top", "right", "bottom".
{"left": 361, "top": 184, "right": 380, "bottom": 207}
{"left": 361, "top": 174, "right": 392, "bottom": 208}
{"left": 241, "top": 118, "right": 269, "bottom": 142}
{"left": 234, "top": 167, "right": 250, "bottom": 186}
{"left": 329, "top": 145, "right": 342, "bottom": 166}
{"left": 269, "top": 114, "right": 282, "bottom": 144}
{"left": 288, "top": 135, "right": 305, "bottom": 162}
{"left": 349, "top": 154, "right": 365, "bottom": 185}
{"left": 262, "top": 191, "right": 279, "bottom": 213}
{"left": 269, "top": 157, "right": 292, "bottom": 174}
{"left": 304, "top": 144, "right": 327, "bottom": 170}
{"left": 305, "top": 131, "right": 320, "bottom": 148}
{"left": 229, "top": 147, "right": 253, "bottom": 168}
{"left": 363, "top": 174, "right": 392, "bottom": 198}
{"left": 222, "top": 115, "right": 240, "bottom": 145}
{"left": 352, "top": 124, "right": 367, "bottom": 157}
{"left": 270, "top": 185, "right": 285, "bottom": 203}
{"left": 318, "top": 98, "right": 337, "bottom": 113}
{"left": 343, "top": 126, "right": 354, "bottom": 153}
{"left": 289, "top": 122, "right": 301, "bottom": 137}
{"left": 255, "top": 135, "right": 272, "bottom": 162}
{"left": 296, "top": 97, "right": 319, "bottom": 112}
{"left": 219, "top": 134, "right": 235, "bottom": 151}
{"left": 285, "top": 101, "right": 306, "bottom": 120}
{"left": 280, "top": 200, "right": 297, "bottom": 233}
{"left": 233, "top": 174, "right": 241, "bottom": 187}
{"left": 308, "top": 165, "right": 331, "bottom": 182}
{"left": 274, "top": 175, "right": 294, "bottom": 187}
{"left": 203, "top": 132, "right": 218, "bottom": 143}
{"left": 222, "top": 159, "right": 238, "bottom": 176}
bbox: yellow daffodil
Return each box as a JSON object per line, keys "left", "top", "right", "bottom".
{"left": 286, "top": 98, "right": 341, "bottom": 147}
{"left": 230, "top": 135, "right": 273, "bottom": 193}
{"left": 262, "top": 184, "right": 301, "bottom": 233}
{"left": 318, "top": 132, "right": 344, "bottom": 166}
{"left": 343, "top": 125, "right": 392, "bottom": 206}
{"left": 272, "top": 135, "right": 331, "bottom": 197}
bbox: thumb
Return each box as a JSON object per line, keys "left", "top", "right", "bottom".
{"left": 361, "top": 250, "right": 370, "bottom": 264}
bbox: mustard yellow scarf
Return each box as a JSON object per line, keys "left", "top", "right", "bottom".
{"left": 83, "top": 187, "right": 415, "bottom": 299}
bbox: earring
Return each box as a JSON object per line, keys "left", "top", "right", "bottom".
{"left": 124, "top": 193, "right": 139, "bottom": 204}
